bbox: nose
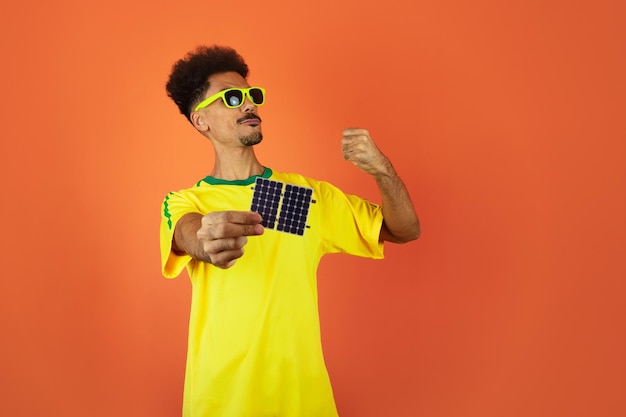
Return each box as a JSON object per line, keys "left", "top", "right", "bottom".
{"left": 241, "top": 95, "right": 257, "bottom": 113}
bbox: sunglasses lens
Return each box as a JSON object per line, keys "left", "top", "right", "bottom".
{"left": 224, "top": 90, "right": 243, "bottom": 107}
{"left": 249, "top": 88, "right": 264, "bottom": 105}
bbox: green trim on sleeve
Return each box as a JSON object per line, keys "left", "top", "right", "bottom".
{"left": 163, "top": 193, "right": 173, "bottom": 230}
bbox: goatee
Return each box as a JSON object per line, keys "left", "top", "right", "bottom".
{"left": 240, "top": 132, "right": 263, "bottom": 146}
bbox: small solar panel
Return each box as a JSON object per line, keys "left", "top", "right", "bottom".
{"left": 250, "top": 178, "right": 282, "bottom": 229}
{"left": 251, "top": 178, "right": 314, "bottom": 236}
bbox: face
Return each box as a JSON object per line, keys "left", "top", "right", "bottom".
{"left": 192, "top": 71, "right": 263, "bottom": 147}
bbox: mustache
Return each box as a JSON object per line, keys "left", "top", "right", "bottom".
{"left": 237, "top": 113, "right": 262, "bottom": 123}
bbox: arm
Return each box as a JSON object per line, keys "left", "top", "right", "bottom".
{"left": 173, "top": 211, "right": 264, "bottom": 268}
{"left": 341, "top": 128, "right": 421, "bottom": 243}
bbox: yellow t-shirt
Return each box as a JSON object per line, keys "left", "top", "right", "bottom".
{"left": 160, "top": 168, "right": 384, "bottom": 417}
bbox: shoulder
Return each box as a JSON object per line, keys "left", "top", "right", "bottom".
{"left": 269, "top": 169, "right": 337, "bottom": 190}
{"left": 161, "top": 176, "right": 212, "bottom": 204}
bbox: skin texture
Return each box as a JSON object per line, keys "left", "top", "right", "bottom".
{"left": 341, "top": 128, "right": 421, "bottom": 243}
{"left": 172, "top": 71, "right": 420, "bottom": 268}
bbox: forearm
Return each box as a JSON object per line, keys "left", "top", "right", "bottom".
{"left": 375, "top": 163, "right": 420, "bottom": 243}
{"left": 173, "top": 213, "right": 211, "bottom": 262}
{"left": 340, "top": 127, "right": 420, "bottom": 242}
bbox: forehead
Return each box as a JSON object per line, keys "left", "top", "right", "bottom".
{"left": 206, "top": 71, "right": 249, "bottom": 94}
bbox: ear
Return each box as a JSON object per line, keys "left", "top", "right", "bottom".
{"left": 190, "top": 111, "right": 209, "bottom": 132}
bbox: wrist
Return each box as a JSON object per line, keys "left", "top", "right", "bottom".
{"left": 373, "top": 159, "right": 395, "bottom": 180}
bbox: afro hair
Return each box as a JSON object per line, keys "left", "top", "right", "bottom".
{"left": 165, "top": 45, "right": 249, "bottom": 121}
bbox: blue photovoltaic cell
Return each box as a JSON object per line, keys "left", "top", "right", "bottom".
{"left": 251, "top": 178, "right": 282, "bottom": 229}
{"left": 251, "top": 178, "right": 314, "bottom": 236}
{"left": 277, "top": 184, "right": 313, "bottom": 236}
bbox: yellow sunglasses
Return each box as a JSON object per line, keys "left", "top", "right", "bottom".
{"left": 194, "top": 87, "right": 266, "bottom": 111}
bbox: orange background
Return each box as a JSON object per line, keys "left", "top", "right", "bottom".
{"left": 1, "top": 1, "right": 625, "bottom": 416}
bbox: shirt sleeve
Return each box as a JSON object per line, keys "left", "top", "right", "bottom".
{"left": 159, "top": 191, "right": 196, "bottom": 278}
{"left": 316, "top": 181, "right": 384, "bottom": 259}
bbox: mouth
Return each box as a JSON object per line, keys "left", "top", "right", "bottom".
{"left": 238, "top": 114, "right": 262, "bottom": 126}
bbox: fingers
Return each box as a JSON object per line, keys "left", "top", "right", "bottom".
{"left": 198, "top": 221, "right": 263, "bottom": 240}
{"left": 202, "top": 238, "right": 248, "bottom": 269}
{"left": 197, "top": 210, "right": 264, "bottom": 269}
{"left": 341, "top": 128, "right": 388, "bottom": 174}
{"left": 343, "top": 127, "right": 370, "bottom": 137}
{"left": 201, "top": 211, "right": 264, "bottom": 237}
{"left": 341, "top": 128, "right": 372, "bottom": 151}
{"left": 342, "top": 129, "right": 368, "bottom": 158}
{"left": 203, "top": 210, "right": 263, "bottom": 227}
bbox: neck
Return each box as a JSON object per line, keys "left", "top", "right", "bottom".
{"left": 210, "top": 147, "right": 264, "bottom": 180}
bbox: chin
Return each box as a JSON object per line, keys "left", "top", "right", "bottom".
{"left": 240, "top": 132, "right": 263, "bottom": 146}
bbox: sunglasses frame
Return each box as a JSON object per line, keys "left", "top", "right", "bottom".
{"left": 194, "top": 87, "right": 266, "bottom": 111}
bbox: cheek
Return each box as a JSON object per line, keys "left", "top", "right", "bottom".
{"left": 207, "top": 110, "right": 237, "bottom": 130}
{"left": 207, "top": 118, "right": 241, "bottom": 139}
{"left": 205, "top": 115, "right": 225, "bottom": 131}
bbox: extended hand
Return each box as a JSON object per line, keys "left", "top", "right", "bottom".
{"left": 341, "top": 128, "right": 392, "bottom": 176}
{"left": 195, "top": 211, "right": 264, "bottom": 268}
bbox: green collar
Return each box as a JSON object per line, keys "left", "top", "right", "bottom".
{"left": 198, "top": 167, "right": 272, "bottom": 186}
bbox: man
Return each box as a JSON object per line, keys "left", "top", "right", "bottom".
{"left": 160, "top": 45, "right": 420, "bottom": 417}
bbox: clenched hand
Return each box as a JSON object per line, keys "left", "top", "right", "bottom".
{"left": 341, "top": 128, "right": 393, "bottom": 177}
